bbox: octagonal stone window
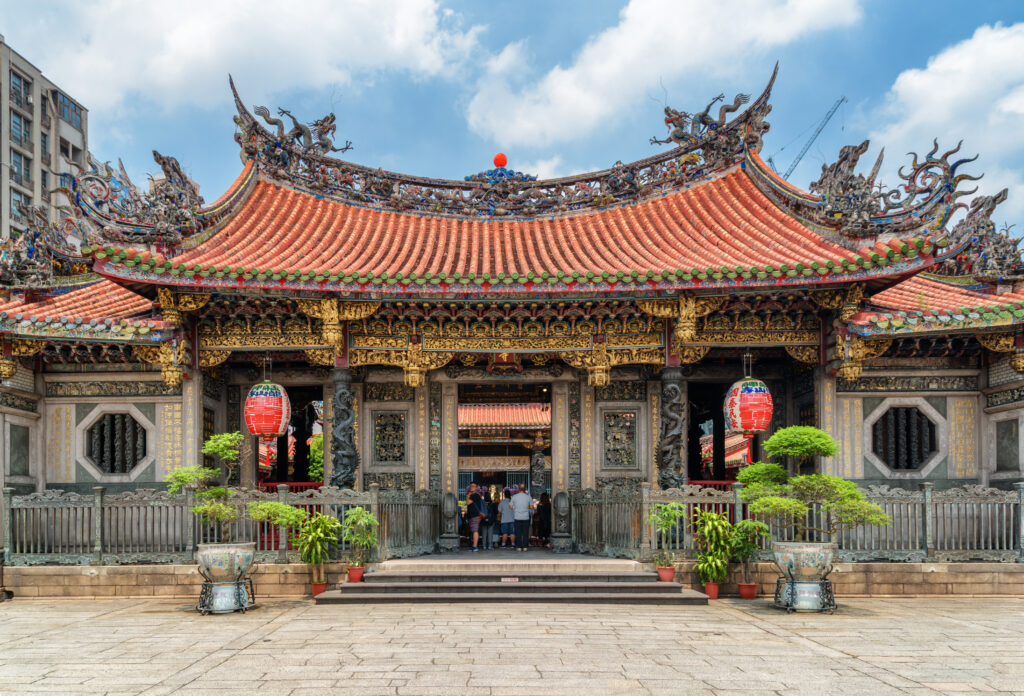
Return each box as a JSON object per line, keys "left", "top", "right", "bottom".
{"left": 86, "top": 413, "right": 148, "bottom": 474}
{"left": 871, "top": 406, "right": 936, "bottom": 471}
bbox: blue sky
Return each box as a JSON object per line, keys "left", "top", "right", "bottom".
{"left": 4, "top": 0, "right": 1024, "bottom": 225}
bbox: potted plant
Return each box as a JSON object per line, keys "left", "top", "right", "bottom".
{"left": 729, "top": 519, "right": 770, "bottom": 599}
{"left": 737, "top": 426, "right": 890, "bottom": 610}
{"left": 293, "top": 512, "right": 343, "bottom": 595}
{"left": 167, "top": 465, "right": 256, "bottom": 613}
{"left": 652, "top": 553, "right": 676, "bottom": 582}
{"left": 648, "top": 502, "right": 687, "bottom": 581}
{"left": 693, "top": 509, "right": 731, "bottom": 599}
{"left": 340, "top": 506, "right": 379, "bottom": 583}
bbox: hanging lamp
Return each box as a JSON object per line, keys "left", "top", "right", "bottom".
{"left": 723, "top": 351, "right": 774, "bottom": 439}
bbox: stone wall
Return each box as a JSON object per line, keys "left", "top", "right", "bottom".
{"left": 671, "top": 561, "right": 1024, "bottom": 597}
{"left": 4, "top": 562, "right": 351, "bottom": 599}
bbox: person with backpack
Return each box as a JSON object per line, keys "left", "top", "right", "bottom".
{"left": 511, "top": 484, "right": 534, "bottom": 552}
{"left": 465, "top": 482, "right": 485, "bottom": 552}
{"left": 497, "top": 487, "right": 515, "bottom": 548}
{"left": 479, "top": 491, "right": 496, "bottom": 550}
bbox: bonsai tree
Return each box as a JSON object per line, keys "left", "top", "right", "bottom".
{"left": 294, "top": 512, "right": 343, "bottom": 583}
{"left": 648, "top": 502, "right": 688, "bottom": 562}
{"left": 729, "top": 519, "right": 770, "bottom": 584}
{"left": 693, "top": 510, "right": 732, "bottom": 586}
{"left": 247, "top": 501, "right": 308, "bottom": 529}
{"left": 307, "top": 434, "right": 324, "bottom": 482}
{"left": 763, "top": 425, "right": 839, "bottom": 474}
{"left": 201, "top": 431, "right": 244, "bottom": 483}
{"left": 340, "top": 507, "right": 379, "bottom": 567}
{"left": 738, "top": 426, "right": 890, "bottom": 542}
{"left": 166, "top": 465, "right": 239, "bottom": 541}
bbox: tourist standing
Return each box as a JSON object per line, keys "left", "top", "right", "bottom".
{"left": 498, "top": 487, "right": 515, "bottom": 548}
{"left": 511, "top": 484, "right": 533, "bottom": 552}
{"left": 479, "top": 491, "right": 495, "bottom": 550}
{"left": 465, "top": 482, "right": 485, "bottom": 552}
{"left": 535, "top": 492, "right": 552, "bottom": 548}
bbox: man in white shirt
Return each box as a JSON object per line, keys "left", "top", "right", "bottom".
{"left": 510, "top": 484, "right": 533, "bottom": 552}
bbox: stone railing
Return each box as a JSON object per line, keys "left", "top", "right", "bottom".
{"left": 572, "top": 482, "right": 1024, "bottom": 562}
{"left": 1, "top": 484, "right": 440, "bottom": 566}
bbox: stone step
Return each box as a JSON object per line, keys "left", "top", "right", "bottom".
{"left": 315, "top": 589, "right": 707, "bottom": 605}
{"left": 344, "top": 581, "right": 682, "bottom": 594}
{"left": 375, "top": 558, "right": 646, "bottom": 574}
{"left": 363, "top": 571, "right": 661, "bottom": 584}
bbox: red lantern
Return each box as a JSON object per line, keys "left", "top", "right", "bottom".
{"left": 723, "top": 377, "right": 773, "bottom": 438}
{"left": 244, "top": 381, "right": 291, "bottom": 472}
{"left": 493, "top": 152, "right": 507, "bottom": 168}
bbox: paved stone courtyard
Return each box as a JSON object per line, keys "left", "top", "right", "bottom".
{"left": 1, "top": 597, "right": 1023, "bottom": 695}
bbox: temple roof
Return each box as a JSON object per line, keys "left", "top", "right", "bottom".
{"left": 87, "top": 163, "right": 952, "bottom": 299}
{"left": 0, "top": 280, "right": 168, "bottom": 343}
{"left": 849, "top": 275, "right": 1024, "bottom": 337}
{"left": 458, "top": 403, "right": 551, "bottom": 429}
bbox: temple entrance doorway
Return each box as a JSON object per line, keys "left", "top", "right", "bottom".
{"left": 257, "top": 385, "right": 323, "bottom": 487}
{"left": 686, "top": 381, "right": 753, "bottom": 482}
{"left": 456, "top": 382, "right": 552, "bottom": 499}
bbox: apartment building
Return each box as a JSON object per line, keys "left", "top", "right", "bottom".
{"left": 1, "top": 34, "right": 88, "bottom": 240}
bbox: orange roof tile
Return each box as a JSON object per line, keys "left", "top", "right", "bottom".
{"left": 91, "top": 166, "right": 946, "bottom": 295}
{"left": 0, "top": 281, "right": 168, "bottom": 342}
{"left": 848, "top": 275, "right": 1024, "bottom": 336}
{"left": 458, "top": 403, "right": 551, "bottom": 429}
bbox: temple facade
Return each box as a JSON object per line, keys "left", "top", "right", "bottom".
{"left": 3, "top": 67, "right": 1023, "bottom": 499}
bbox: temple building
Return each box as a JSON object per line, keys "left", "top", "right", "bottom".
{"left": 2, "top": 67, "right": 1023, "bottom": 500}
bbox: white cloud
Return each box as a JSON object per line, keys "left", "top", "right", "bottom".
{"left": 871, "top": 22, "right": 1024, "bottom": 225}
{"left": 466, "top": 0, "right": 862, "bottom": 148}
{"left": 1, "top": 0, "right": 482, "bottom": 112}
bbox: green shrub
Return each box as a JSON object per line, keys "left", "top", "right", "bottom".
{"left": 735, "top": 462, "right": 788, "bottom": 487}
{"left": 693, "top": 510, "right": 732, "bottom": 585}
{"left": 729, "top": 519, "right": 771, "bottom": 584}
{"left": 294, "top": 512, "right": 343, "bottom": 582}
{"left": 341, "top": 507, "right": 379, "bottom": 567}
{"left": 201, "top": 431, "right": 244, "bottom": 481}
{"left": 308, "top": 434, "right": 324, "bottom": 482}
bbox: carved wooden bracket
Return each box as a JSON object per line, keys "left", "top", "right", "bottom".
{"left": 978, "top": 334, "right": 1015, "bottom": 353}
{"left": 558, "top": 342, "right": 664, "bottom": 386}
{"left": 0, "top": 358, "right": 16, "bottom": 379}
{"left": 297, "top": 298, "right": 379, "bottom": 349}
{"left": 638, "top": 295, "right": 724, "bottom": 345}
{"left": 836, "top": 336, "right": 891, "bottom": 381}
{"left": 133, "top": 342, "right": 189, "bottom": 387}
{"left": 349, "top": 342, "right": 452, "bottom": 387}
{"left": 785, "top": 345, "right": 819, "bottom": 364}
{"left": 11, "top": 339, "right": 45, "bottom": 357}
{"left": 157, "top": 288, "right": 210, "bottom": 327}
{"left": 198, "top": 350, "right": 231, "bottom": 368}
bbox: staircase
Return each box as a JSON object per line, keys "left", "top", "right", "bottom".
{"left": 314, "top": 555, "right": 706, "bottom": 605}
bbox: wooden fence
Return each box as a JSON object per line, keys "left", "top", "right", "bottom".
{"left": 1, "top": 484, "right": 440, "bottom": 566}
{"left": 572, "top": 482, "right": 1024, "bottom": 562}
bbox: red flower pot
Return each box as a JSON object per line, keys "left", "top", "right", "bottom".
{"left": 737, "top": 582, "right": 758, "bottom": 600}
{"left": 703, "top": 581, "right": 719, "bottom": 599}
{"left": 311, "top": 581, "right": 326, "bottom": 596}
{"left": 656, "top": 566, "right": 676, "bottom": 582}
{"left": 346, "top": 566, "right": 365, "bottom": 583}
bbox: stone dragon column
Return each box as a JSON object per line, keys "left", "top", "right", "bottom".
{"left": 329, "top": 368, "right": 358, "bottom": 488}
{"left": 658, "top": 366, "right": 688, "bottom": 488}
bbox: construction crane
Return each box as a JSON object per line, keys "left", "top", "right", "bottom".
{"left": 767, "top": 96, "right": 847, "bottom": 180}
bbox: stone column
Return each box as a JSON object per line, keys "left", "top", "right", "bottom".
{"left": 817, "top": 368, "right": 838, "bottom": 475}
{"left": 182, "top": 370, "right": 202, "bottom": 468}
{"left": 550, "top": 381, "right": 572, "bottom": 552}
{"left": 658, "top": 367, "right": 688, "bottom": 489}
{"left": 440, "top": 383, "right": 458, "bottom": 495}
{"left": 415, "top": 383, "right": 429, "bottom": 491}
{"left": 329, "top": 368, "right": 358, "bottom": 489}
{"left": 551, "top": 382, "right": 569, "bottom": 495}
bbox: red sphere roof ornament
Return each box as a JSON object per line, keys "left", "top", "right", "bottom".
{"left": 493, "top": 152, "right": 507, "bottom": 168}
